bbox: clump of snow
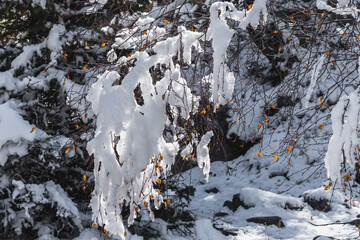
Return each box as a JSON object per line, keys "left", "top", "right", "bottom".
{"left": 32, "top": 0, "right": 46, "bottom": 9}
{"left": 45, "top": 181, "right": 79, "bottom": 218}
{"left": 305, "top": 55, "right": 325, "bottom": 108}
{"left": 47, "top": 24, "right": 66, "bottom": 65}
{"left": 12, "top": 180, "right": 26, "bottom": 199}
{"left": 303, "top": 187, "right": 344, "bottom": 203}
{"left": 84, "top": 0, "right": 108, "bottom": 14}
{"left": 0, "top": 71, "right": 18, "bottom": 91}
{"left": 324, "top": 87, "right": 360, "bottom": 180}
{"left": 207, "top": 2, "right": 236, "bottom": 106}
{"left": 106, "top": 49, "right": 117, "bottom": 63}
{"left": 26, "top": 184, "right": 47, "bottom": 204}
{"left": 0, "top": 101, "right": 36, "bottom": 166}
{"left": 239, "top": 0, "right": 268, "bottom": 29}
{"left": 0, "top": 174, "right": 10, "bottom": 190}
{"left": 196, "top": 131, "right": 213, "bottom": 181}
{"left": 11, "top": 43, "right": 45, "bottom": 69}
{"left": 178, "top": 26, "right": 202, "bottom": 64}
{"left": 316, "top": 0, "right": 360, "bottom": 17}
{"left": 238, "top": 187, "right": 303, "bottom": 209}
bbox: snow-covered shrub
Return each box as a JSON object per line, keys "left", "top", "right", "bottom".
{"left": 84, "top": 0, "right": 274, "bottom": 237}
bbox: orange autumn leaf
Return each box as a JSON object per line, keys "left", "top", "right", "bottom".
{"left": 324, "top": 186, "right": 329, "bottom": 190}
{"left": 81, "top": 65, "right": 87, "bottom": 70}
{"left": 83, "top": 174, "right": 86, "bottom": 181}
{"left": 85, "top": 113, "right": 88, "bottom": 118}
{"left": 101, "top": 43, "right": 106, "bottom": 47}
{"left": 273, "top": 155, "right": 279, "bottom": 161}
{"left": 265, "top": 118, "right": 269, "bottom": 122}
{"left": 257, "top": 124, "right": 261, "bottom": 129}
{"left": 65, "top": 148, "right": 70, "bottom": 154}
{"left": 344, "top": 174, "right": 351, "bottom": 182}
{"left": 124, "top": 232, "right": 127, "bottom": 237}
{"left": 247, "top": 4, "right": 253, "bottom": 10}
{"left": 258, "top": 152, "right": 262, "bottom": 157}
{"left": 318, "top": 124, "right": 324, "bottom": 129}
{"left": 144, "top": 201, "right": 148, "bottom": 207}
{"left": 201, "top": 108, "right": 206, "bottom": 114}
{"left": 287, "top": 145, "right": 292, "bottom": 151}
{"left": 156, "top": 179, "right": 161, "bottom": 184}
{"left": 30, "top": 127, "right": 35, "bottom": 133}
{"left": 167, "top": 199, "right": 171, "bottom": 205}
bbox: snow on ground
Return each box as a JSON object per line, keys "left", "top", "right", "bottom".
{"left": 181, "top": 158, "right": 360, "bottom": 239}
{"left": 75, "top": 149, "right": 360, "bottom": 239}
